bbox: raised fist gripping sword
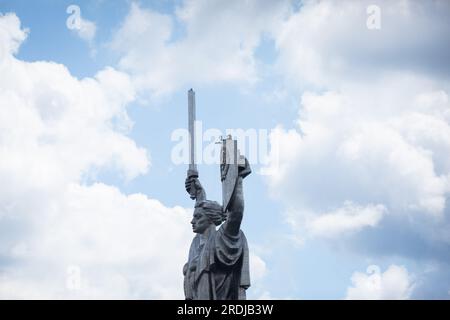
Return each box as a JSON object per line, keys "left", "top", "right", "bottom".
{"left": 186, "top": 89, "right": 250, "bottom": 208}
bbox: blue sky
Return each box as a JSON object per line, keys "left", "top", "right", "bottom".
{"left": 0, "top": 0, "right": 449, "bottom": 299}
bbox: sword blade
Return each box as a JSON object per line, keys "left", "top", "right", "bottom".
{"left": 188, "top": 88, "right": 197, "bottom": 171}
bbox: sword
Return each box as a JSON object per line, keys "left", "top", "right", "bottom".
{"left": 187, "top": 88, "right": 198, "bottom": 200}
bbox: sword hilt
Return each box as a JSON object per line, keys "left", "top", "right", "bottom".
{"left": 187, "top": 168, "right": 198, "bottom": 200}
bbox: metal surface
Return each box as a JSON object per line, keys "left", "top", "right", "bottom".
{"left": 187, "top": 89, "right": 198, "bottom": 199}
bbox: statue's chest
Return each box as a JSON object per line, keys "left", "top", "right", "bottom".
{"left": 188, "top": 235, "right": 207, "bottom": 272}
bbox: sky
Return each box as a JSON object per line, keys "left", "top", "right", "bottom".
{"left": 0, "top": 0, "right": 449, "bottom": 299}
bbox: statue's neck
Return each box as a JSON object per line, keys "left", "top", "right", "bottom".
{"left": 199, "top": 224, "right": 216, "bottom": 241}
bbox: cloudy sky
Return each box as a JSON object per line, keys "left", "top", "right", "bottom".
{"left": 0, "top": 0, "right": 449, "bottom": 299}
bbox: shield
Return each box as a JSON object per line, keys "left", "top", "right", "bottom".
{"left": 220, "top": 137, "right": 240, "bottom": 212}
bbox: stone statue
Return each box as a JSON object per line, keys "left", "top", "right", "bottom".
{"left": 183, "top": 89, "right": 252, "bottom": 300}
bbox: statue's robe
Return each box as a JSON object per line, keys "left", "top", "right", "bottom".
{"left": 183, "top": 223, "right": 250, "bottom": 300}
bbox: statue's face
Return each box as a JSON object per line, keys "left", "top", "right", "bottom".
{"left": 191, "top": 208, "right": 211, "bottom": 234}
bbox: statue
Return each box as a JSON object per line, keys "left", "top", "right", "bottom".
{"left": 182, "top": 89, "right": 252, "bottom": 300}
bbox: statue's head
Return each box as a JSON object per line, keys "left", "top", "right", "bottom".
{"left": 191, "top": 200, "right": 224, "bottom": 234}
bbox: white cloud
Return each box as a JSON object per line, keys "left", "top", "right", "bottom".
{"left": 346, "top": 265, "right": 414, "bottom": 300}
{"left": 111, "top": 1, "right": 291, "bottom": 95}
{"left": 66, "top": 5, "right": 96, "bottom": 43}
{"left": 274, "top": 0, "right": 450, "bottom": 90}
{"left": 306, "top": 202, "right": 386, "bottom": 238}
{"left": 75, "top": 16, "right": 96, "bottom": 43}
{"left": 0, "top": 13, "right": 196, "bottom": 299}
{"left": 247, "top": 252, "right": 273, "bottom": 300}
{"left": 267, "top": 79, "right": 449, "bottom": 198}
{"left": 258, "top": 0, "right": 450, "bottom": 297}
{"left": 253, "top": 2, "right": 450, "bottom": 300}
{"left": 249, "top": 252, "right": 267, "bottom": 282}
{"left": 0, "top": 183, "right": 192, "bottom": 299}
{"left": 0, "top": 13, "right": 28, "bottom": 60}
{"left": 0, "top": 55, "right": 148, "bottom": 188}
{"left": 262, "top": 2, "right": 450, "bottom": 275}
{"left": 264, "top": 76, "right": 450, "bottom": 252}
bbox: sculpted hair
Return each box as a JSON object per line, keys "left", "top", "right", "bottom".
{"left": 195, "top": 200, "right": 225, "bottom": 226}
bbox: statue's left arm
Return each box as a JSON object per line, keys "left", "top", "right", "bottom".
{"left": 224, "top": 158, "right": 251, "bottom": 236}
{"left": 224, "top": 177, "right": 244, "bottom": 236}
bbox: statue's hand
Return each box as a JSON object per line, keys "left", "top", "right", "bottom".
{"left": 238, "top": 156, "right": 251, "bottom": 178}
{"left": 185, "top": 176, "right": 204, "bottom": 199}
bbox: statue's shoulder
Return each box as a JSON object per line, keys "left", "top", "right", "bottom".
{"left": 189, "top": 233, "right": 200, "bottom": 247}
{"left": 217, "top": 222, "right": 246, "bottom": 239}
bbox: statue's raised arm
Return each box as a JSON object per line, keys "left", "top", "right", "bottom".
{"left": 223, "top": 157, "right": 251, "bottom": 236}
